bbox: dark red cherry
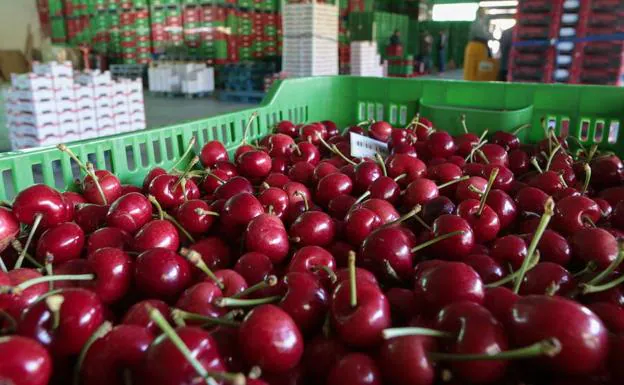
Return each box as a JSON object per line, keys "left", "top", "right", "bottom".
{"left": 427, "top": 132, "right": 456, "bottom": 158}
{"left": 316, "top": 173, "right": 353, "bottom": 208}
{"left": 386, "top": 154, "right": 427, "bottom": 185}
{"left": 148, "top": 174, "right": 200, "bottom": 209}
{"left": 429, "top": 215, "right": 475, "bottom": 261}
{"left": 535, "top": 229, "right": 571, "bottom": 266}
{"left": 553, "top": 195, "right": 601, "bottom": 235}
{"left": 83, "top": 247, "right": 133, "bottom": 303}
{"left": 345, "top": 208, "right": 382, "bottom": 246}
{"left": 201, "top": 169, "right": 230, "bottom": 194}
{"left": 403, "top": 178, "right": 439, "bottom": 207}
{"left": 214, "top": 176, "right": 253, "bottom": 201}
{"left": 74, "top": 203, "right": 108, "bottom": 233}
{"left": 570, "top": 228, "right": 618, "bottom": 269}
{"left": 288, "top": 246, "right": 336, "bottom": 286}
{"left": 279, "top": 272, "right": 329, "bottom": 335}
{"left": 464, "top": 254, "right": 505, "bottom": 284}
{"left": 327, "top": 194, "right": 357, "bottom": 220}
{"left": 189, "top": 237, "right": 232, "bottom": 273}
{"left": 106, "top": 192, "right": 153, "bottom": 234}
{"left": 508, "top": 149, "right": 530, "bottom": 175}
{"left": 519, "top": 262, "right": 576, "bottom": 297}
{"left": 239, "top": 150, "right": 273, "bottom": 180}
{"left": 175, "top": 281, "right": 224, "bottom": 319}
{"left": 361, "top": 199, "right": 400, "bottom": 224}
{"left": 456, "top": 199, "right": 501, "bottom": 243}
{"left": 368, "top": 176, "right": 401, "bottom": 204}
{"left": 302, "top": 335, "right": 348, "bottom": 384}
{"left": 0, "top": 336, "right": 52, "bottom": 385}
{"left": 134, "top": 248, "right": 192, "bottom": 301}
{"left": 245, "top": 213, "right": 289, "bottom": 263}
{"left": 0, "top": 268, "right": 47, "bottom": 319}
{"left": 86, "top": 227, "right": 130, "bottom": 254}
{"left": 486, "top": 189, "right": 517, "bottom": 229}
{"left": 13, "top": 184, "right": 72, "bottom": 228}
{"left": 35, "top": 222, "right": 85, "bottom": 265}
{"left": 491, "top": 131, "right": 520, "bottom": 151}
{"left": 83, "top": 169, "right": 123, "bottom": 205}
{"left": 361, "top": 226, "right": 416, "bottom": 282}
{"left": 290, "top": 211, "right": 336, "bottom": 247}
{"left": 277, "top": 120, "right": 297, "bottom": 137}
{"left": 133, "top": 220, "right": 180, "bottom": 253}
{"left": 290, "top": 142, "right": 321, "bottom": 165}
{"left": 379, "top": 335, "right": 435, "bottom": 385}
{"left": 490, "top": 235, "right": 527, "bottom": 271}
{"left": 200, "top": 140, "right": 228, "bottom": 167}
{"left": 221, "top": 192, "right": 264, "bottom": 235}
{"left": 369, "top": 121, "right": 393, "bottom": 142}
{"left": 121, "top": 299, "right": 171, "bottom": 335}
{"left": 422, "top": 196, "right": 455, "bottom": 225}
{"left": 327, "top": 353, "right": 382, "bottom": 385}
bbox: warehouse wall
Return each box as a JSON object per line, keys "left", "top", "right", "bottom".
{"left": 0, "top": 0, "right": 42, "bottom": 51}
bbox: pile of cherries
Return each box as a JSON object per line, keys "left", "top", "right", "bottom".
{"left": 2, "top": 112, "right": 624, "bottom": 385}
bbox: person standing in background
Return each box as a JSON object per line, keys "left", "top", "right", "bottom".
{"left": 438, "top": 29, "right": 448, "bottom": 74}
{"left": 420, "top": 30, "right": 434, "bottom": 74}
{"left": 499, "top": 26, "right": 513, "bottom": 81}
{"left": 463, "top": 7, "right": 493, "bottom": 80}
{"left": 390, "top": 29, "right": 401, "bottom": 46}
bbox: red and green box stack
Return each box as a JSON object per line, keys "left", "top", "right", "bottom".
{"left": 151, "top": 0, "right": 184, "bottom": 54}
{"left": 388, "top": 55, "right": 414, "bottom": 77}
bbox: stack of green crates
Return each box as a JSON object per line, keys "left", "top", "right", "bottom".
{"left": 108, "top": 9, "right": 122, "bottom": 59}
{"left": 387, "top": 55, "right": 414, "bottom": 76}
{"left": 348, "top": 12, "right": 410, "bottom": 58}
{"left": 49, "top": 0, "right": 67, "bottom": 43}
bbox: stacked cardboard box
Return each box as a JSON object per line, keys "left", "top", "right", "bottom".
{"left": 148, "top": 62, "right": 215, "bottom": 95}
{"left": 5, "top": 62, "right": 145, "bottom": 150}
{"left": 350, "top": 41, "right": 384, "bottom": 77}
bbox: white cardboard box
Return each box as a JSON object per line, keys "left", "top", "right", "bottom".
{"left": 33, "top": 61, "right": 74, "bottom": 78}
{"left": 76, "top": 70, "right": 112, "bottom": 86}
{"left": 11, "top": 73, "right": 54, "bottom": 90}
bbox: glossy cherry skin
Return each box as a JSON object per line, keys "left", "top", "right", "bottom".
{"left": 353, "top": 161, "right": 382, "bottom": 194}
{"left": 360, "top": 198, "right": 400, "bottom": 224}
{"left": 74, "top": 203, "right": 108, "bottom": 233}
{"left": 456, "top": 199, "right": 501, "bottom": 243}
{"left": 86, "top": 227, "right": 131, "bottom": 254}
{"left": 386, "top": 154, "right": 427, "bottom": 185}
{"left": 175, "top": 282, "right": 224, "bottom": 319}
{"left": 245, "top": 213, "right": 289, "bottom": 263}
{"left": 277, "top": 120, "right": 297, "bottom": 137}
{"left": 463, "top": 254, "right": 505, "bottom": 284}
{"left": 313, "top": 162, "right": 339, "bottom": 185}
{"left": 361, "top": 226, "right": 416, "bottom": 283}
{"left": 520, "top": 262, "right": 576, "bottom": 296}
{"left": 239, "top": 150, "right": 273, "bottom": 180}
{"left": 121, "top": 299, "right": 171, "bottom": 335}
{"left": 403, "top": 178, "right": 439, "bottom": 207}
{"left": 490, "top": 235, "right": 527, "bottom": 271}
{"left": 535, "top": 229, "right": 571, "bottom": 266}
{"left": 258, "top": 187, "right": 290, "bottom": 219}
{"left": 429, "top": 215, "right": 475, "bottom": 261}
{"left": 327, "top": 194, "right": 357, "bottom": 220}
{"left": 379, "top": 335, "right": 435, "bottom": 385}
{"left": 299, "top": 123, "right": 327, "bottom": 144}
{"left": 142, "top": 167, "right": 167, "bottom": 192}
{"left": 571, "top": 227, "right": 618, "bottom": 269}
{"left": 486, "top": 189, "right": 517, "bottom": 229}
{"left": 509, "top": 295, "right": 608, "bottom": 375}
{"left": 427, "top": 131, "right": 456, "bottom": 158}
{"left": 83, "top": 247, "right": 133, "bottom": 303}
{"left": 145, "top": 326, "right": 226, "bottom": 385}
{"left": 235, "top": 252, "right": 276, "bottom": 287}
{"left": 0, "top": 336, "right": 52, "bottom": 385}
{"left": 515, "top": 186, "right": 549, "bottom": 216}
{"left": 328, "top": 353, "right": 382, "bottom": 385}
{"left": 345, "top": 207, "right": 382, "bottom": 246}
{"left": 148, "top": 174, "right": 200, "bottom": 209}
{"left": 368, "top": 176, "right": 401, "bottom": 204}
{"left": 291, "top": 142, "right": 322, "bottom": 166}
{"left": 290, "top": 211, "right": 336, "bottom": 247}
{"left": 369, "top": 121, "right": 393, "bottom": 142}
{"left": 18, "top": 288, "right": 105, "bottom": 357}
{"left": 421, "top": 196, "right": 455, "bottom": 225}
{"left": 221, "top": 192, "right": 264, "bottom": 235}
{"left": 80, "top": 324, "right": 154, "bottom": 385}
{"left": 553, "top": 195, "right": 602, "bottom": 236}
{"left": 302, "top": 335, "right": 348, "bottom": 384}
{"left": 83, "top": 169, "right": 123, "bottom": 205}
{"left": 200, "top": 140, "right": 228, "bottom": 167}
{"left": 134, "top": 248, "right": 192, "bottom": 301}
{"left": 435, "top": 301, "right": 509, "bottom": 384}
{"left": 63, "top": 191, "right": 87, "bottom": 207}
{"left": 529, "top": 170, "right": 566, "bottom": 196}
{"left": 508, "top": 149, "right": 530, "bottom": 175}
{"left": 414, "top": 262, "right": 484, "bottom": 315}
{"left": 591, "top": 154, "right": 624, "bottom": 189}
{"left": 132, "top": 220, "right": 180, "bottom": 253}
{"left": 213, "top": 176, "right": 253, "bottom": 202}
{"left": 279, "top": 272, "right": 329, "bottom": 335}
{"left": 478, "top": 143, "right": 508, "bottom": 167}
{"left": 586, "top": 302, "right": 624, "bottom": 333}
{"left": 455, "top": 176, "right": 487, "bottom": 201}
{"left": 106, "top": 192, "right": 153, "bottom": 234}
{"left": 239, "top": 304, "right": 304, "bottom": 374}
{"left": 188, "top": 237, "right": 231, "bottom": 274}
{"left": 214, "top": 269, "right": 248, "bottom": 297}
{"left": 174, "top": 200, "right": 216, "bottom": 235}
{"left": 201, "top": 169, "right": 230, "bottom": 194}
{"left": 0, "top": 268, "right": 47, "bottom": 320}
{"left": 316, "top": 173, "right": 353, "bottom": 208}
{"left": 330, "top": 280, "right": 391, "bottom": 348}
{"left": 13, "top": 184, "right": 73, "bottom": 228}
{"left": 491, "top": 131, "right": 520, "bottom": 151}
{"left": 288, "top": 246, "right": 336, "bottom": 287}
{"left": 35, "top": 222, "right": 85, "bottom": 265}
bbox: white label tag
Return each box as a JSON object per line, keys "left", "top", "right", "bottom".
{"left": 350, "top": 132, "right": 389, "bottom": 158}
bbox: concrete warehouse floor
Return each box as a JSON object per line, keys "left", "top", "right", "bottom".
{"left": 0, "top": 70, "right": 464, "bottom": 153}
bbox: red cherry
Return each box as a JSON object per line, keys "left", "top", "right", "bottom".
{"left": 535, "top": 229, "right": 571, "bottom": 265}
{"left": 345, "top": 207, "right": 382, "bottom": 246}
{"left": 353, "top": 161, "right": 382, "bottom": 194}
{"left": 368, "top": 176, "right": 402, "bottom": 204}
{"left": 277, "top": 120, "right": 297, "bottom": 137}
{"left": 63, "top": 191, "right": 87, "bottom": 207}
{"left": 386, "top": 154, "right": 427, "bottom": 185}
{"left": 142, "top": 167, "right": 167, "bottom": 192}
{"left": 80, "top": 324, "right": 154, "bottom": 385}
{"left": 239, "top": 150, "right": 273, "bottom": 180}
{"left": 587, "top": 302, "right": 624, "bottom": 333}
{"left": 553, "top": 195, "right": 601, "bottom": 235}
{"left": 491, "top": 131, "right": 520, "bottom": 151}
{"left": 322, "top": 120, "right": 339, "bottom": 137}
{"left": 463, "top": 254, "right": 505, "bottom": 284}
{"left": 456, "top": 176, "right": 487, "bottom": 202}
{"left": 290, "top": 211, "right": 336, "bottom": 247}
{"left": 201, "top": 169, "right": 230, "bottom": 194}
{"left": 327, "top": 353, "right": 382, "bottom": 385}
{"left": 426, "top": 131, "right": 456, "bottom": 158}
{"left": 456, "top": 199, "right": 501, "bottom": 243}
{"left": 299, "top": 123, "right": 327, "bottom": 144}
{"left": 479, "top": 143, "right": 508, "bottom": 167}
{"left": 133, "top": 220, "right": 180, "bottom": 253}
{"left": 35, "top": 222, "right": 84, "bottom": 265}
{"left": 490, "top": 235, "right": 527, "bottom": 270}
{"left": 509, "top": 149, "right": 530, "bottom": 175}
{"left": 361, "top": 226, "right": 416, "bottom": 282}
{"left": 122, "top": 299, "right": 171, "bottom": 335}
{"left": 316, "top": 172, "right": 353, "bottom": 208}
{"left": 570, "top": 228, "right": 618, "bottom": 269}
{"left": 134, "top": 248, "right": 192, "bottom": 301}
{"left": 368, "top": 121, "right": 393, "bottom": 142}
{"left": 279, "top": 272, "right": 329, "bottom": 335}
{"left": 0, "top": 207, "right": 20, "bottom": 253}
{"left": 175, "top": 281, "right": 225, "bottom": 320}
{"left": 200, "top": 140, "right": 228, "bottom": 167}
{"left": 421, "top": 196, "right": 455, "bottom": 225}
{"left": 239, "top": 304, "right": 304, "bottom": 373}
{"left": 0, "top": 336, "right": 52, "bottom": 385}
{"left": 221, "top": 192, "right": 264, "bottom": 235}
{"left": 360, "top": 199, "right": 400, "bottom": 224}
{"left": 403, "top": 178, "right": 439, "bottom": 207}
{"left": 245, "top": 213, "right": 289, "bottom": 263}
{"left": 174, "top": 200, "right": 217, "bottom": 234}
{"left": 189, "top": 237, "right": 232, "bottom": 273}
{"left": 519, "top": 262, "right": 576, "bottom": 296}
{"left": 18, "top": 289, "right": 105, "bottom": 357}
{"left": 86, "top": 227, "right": 131, "bottom": 254}
{"left": 379, "top": 335, "right": 435, "bottom": 385}
{"left": 483, "top": 286, "right": 519, "bottom": 327}
{"left": 288, "top": 161, "right": 315, "bottom": 185}
{"left": 149, "top": 174, "right": 200, "bottom": 209}
{"left": 485, "top": 189, "right": 517, "bottom": 229}
{"left": 327, "top": 194, "right": 357, "bottom": 220}
{"left": 13, "top": 184, "right": 73, "bottom": 228}
{"left": 302, "top": 335, "right": 348, "bottom": 384}
{"left": 288, "top": 246, "right": 336, "bottom": 286}
{"left": 0, "top": 268, "right": 47, "bottom": 319}
{"left": 515, "top": 186, "right": 549, "bottom": 216}
{"left": 74, "top": 203, "right": 108, "bottom": 233}
{"left": 429, "top": 215, "right": 475, "bottom": 261}
{"left": 83, "top": 169, "right": 123, "bottom": 205}
{"left": 106, "top": 192, "right": 153, "bottom": 234}
{"left": 590, "top": 155, "right": 624, "bottom": 188}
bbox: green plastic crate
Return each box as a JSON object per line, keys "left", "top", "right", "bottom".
{"left": 0, "top": 77, "right": 623, "bottom": 200}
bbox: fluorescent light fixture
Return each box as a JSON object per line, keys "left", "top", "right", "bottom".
{"left": 432, "top": 3, "right": 479, "bottom": 21}
{"left": 479, "top": 1, "right": 518, "bottom": 7}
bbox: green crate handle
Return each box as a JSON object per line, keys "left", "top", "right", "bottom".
{"left": 0, "top": 77, "right": 622, "bottom": 201}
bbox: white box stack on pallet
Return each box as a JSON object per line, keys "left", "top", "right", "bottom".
{"left": 4, "top": 62, "right": 146, "bottom": 151}
{"left": 282, "top": 1, "right": 339, "bottom": 77}
{"left": 350, "top": 41, "right": 384, "bottom": 77}
{"left": 148, "top": 63, "right": 215, "bottom": 95}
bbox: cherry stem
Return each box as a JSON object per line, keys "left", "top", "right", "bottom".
{"left": 530, "top": 157, "right": 543, "bottom": 174}
{"left": 231, "top": 275, "right": 278, "bottom": 299}
{"left": 332, "top": 144, "right": 358, "bottom": 166}
{"left": 382, "top": 205, "right": 422, "bottom": 229}
{"left": 383, "top": 260, "right": 402, "bottom": 283}
{"left": 512, "top": 123, "right": 530, "bottom": 136}
{"left": 11, "top": 240, "right": 43, "bottom": 269}
{"left": 149, "top": 306, "right": 244, "bottom": 385}
{"left": 169, "top": 136, "right": 197, "bottom": 172}
{"left": 195, "top": 208, "right": 220, "bottom": 217}
{"left": 57, "top": 144, "right": 88, "bottom": 172}
{"left": 478, "top": 168, "right": 499, "bottom": 217}
{"left": 148, "top": 195, "right": 165, "bottom": 220}
{"left": 164, "top": 212, "right": 196, "bottom": 243}
{"left": 348, "top": 251, "right": 357, "bottom": 308}
{"left": 214, "top": 295, "right": 281, "bottom": 308}
{"left": 0, "top": 309, "right": 17, "bottom": 334}
{"left": 587, "top": 144, "right": 599, "bottom": 163}
{"left": 582, "top": 163, "right": 591, "bottom": 195}
{"left": 205, "top": 170, "right": 225, "bottom": 183}
{"left": 14, "top": 213, "right": 43, "bottom": 269}
{"left": 460, "top": 114, "right": 468, "bottom": 134}
{"left": 429, "top": 338, "right": 561, "bottom": 362}
{"left": 171, "top": 309, "right": 241, "bottom": 328}
{"left": 179, "top": 248, "right": 224, "bottom": 290}
{"left": 241, "top": 112, "right": 258, "bottom": 146}
{"left": 73, "top": 321, "right": 112, "bottom": 385}
{"left": 291, "top": 144, "right": 302, "bottom": 156}
{"left": 545, "top": 144, "right": 562, "bottom": 172}
{"left": 13, "top": 274, "right": 94, "bottom": 292}
{"left": 476, "top": 149, "right": 489, "bottom": 164}
{"left": 583, "top": 246, "right": 624, "bottom": 289}
{"left": 46, "top": 295, "right": 64, "bottom": 330}
{"left": 375, "top": 153, "right": 387, "bottom": 177}
{"left": 173, "top": 156, "right": 200, "bottom": 191}
{"left": 437, "top": 175, "right": 470, "bottom": 190}
{"left": 294, "top": 191, "right": 309, "bottom": 211}
{"left": 485, "top": 251, "right": 540, "bottom": 288}
{"left": 411, "top": 230, "right": 466, "bottom": 253}
{"left": 86, "top": 162, "right": 108, "bottom": 205}
{"left": 413, "top": 214, "right": 432, "bottom": 231}
{"left": 382, "top": 327, "right": 453, "bottom": 339}
{"left": 513, "top": 198, "right": 555, "bottom": 294}
{"left": 311, "top": 265, "right": 338, "bottom": 285}
{"left": 357, "top": 119, "right": 375, "bottom": 127}
{"left": 353, "top": 191, "right": 371, "bottom": 206}
{"left": 582, "top": 215, "right": 596, "bottom": 228}
{"left": 394, "top": 174, "right": 407, "bottom": 182}
{"left": 572, "top": 261, "right": 596, "bottom": 278}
